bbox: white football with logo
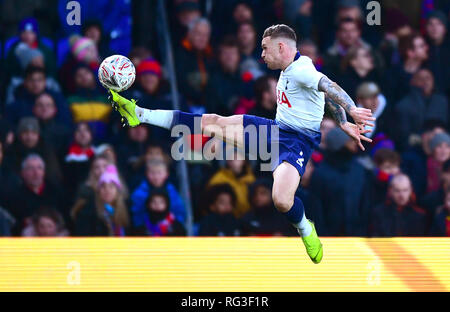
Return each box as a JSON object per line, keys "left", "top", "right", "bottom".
{"left": 98, "top": 55, "right": 136, "bottom": 92}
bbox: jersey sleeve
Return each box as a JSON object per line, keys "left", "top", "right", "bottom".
{"left": 293, "top": 58, "right": 325, "bottom": 91}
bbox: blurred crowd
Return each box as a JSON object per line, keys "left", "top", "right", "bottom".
{"left": 0, "top": 0, "right": 449, "bottom": 237}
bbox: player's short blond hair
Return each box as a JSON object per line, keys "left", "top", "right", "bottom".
{"left": 263, "top": 24, "right": 297, "bottom": 43}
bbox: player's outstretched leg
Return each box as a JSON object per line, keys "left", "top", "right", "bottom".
{"left": 108, "top": 90, "right": 245, "bottom": 149}
{"left": 272, "top": 162, "right": 323, "bottom": 264}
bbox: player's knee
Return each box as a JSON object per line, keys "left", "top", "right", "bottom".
{"left": 272, "top": 193, "right": 294, "bottom": 213}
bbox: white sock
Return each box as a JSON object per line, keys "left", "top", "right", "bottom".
{"left": 135, "top": 106, "right": 174, "bottom": 129}
{"left": 295, "top": 211, "right": 312, "bottom": 237}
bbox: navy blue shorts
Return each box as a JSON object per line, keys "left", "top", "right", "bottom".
{"left": 242, "top": 115, "right": 321, "bottom": 176}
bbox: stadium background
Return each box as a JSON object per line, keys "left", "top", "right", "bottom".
{"left": 0, "top": 0, "right": 449, "bottom": 241}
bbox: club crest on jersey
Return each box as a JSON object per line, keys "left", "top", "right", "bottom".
{"left": 277, "top": 89, "right": 292, "bottom": 107}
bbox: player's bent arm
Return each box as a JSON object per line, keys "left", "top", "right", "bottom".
{"left": 324, "top": 95, "right": 347, "bottom": 127}
{"left": 318, "top": 76, "right": 374, "bottom": 126}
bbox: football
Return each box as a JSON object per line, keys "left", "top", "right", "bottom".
{"left": 98, "top": 55, "right": 136, "bottom": 92}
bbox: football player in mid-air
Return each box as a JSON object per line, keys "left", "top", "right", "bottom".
{"left": 108, "top": 24, "right": 375, "bottom": 264}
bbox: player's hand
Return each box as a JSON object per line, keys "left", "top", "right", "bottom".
{"left": 339, "top": 121, "right": 372, "bottom": 151}
{"left": 349, "top": 107, "right": 376, "bottom": 128}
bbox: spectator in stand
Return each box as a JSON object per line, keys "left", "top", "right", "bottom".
{"left": 198, "top": 184, "right": 241, "bottom": 236}
{"left": 207, "top": 36, "right": 243, "bottom": 115}
{"left": 283, "top": 0, "right": 313, "bottom": 40}
{"left": 384, "top": 33, "right": 429, "bottom": 103}
{"left": 241, "top": 178, "right": 295, "bottom": 236}
{"left": 424, "top": 10, "right": 450, "bottom": 95}
{"left": 323, "top": 19, "right": 372, "bottom": 79}
{"left": 356, "top": 82, "right": 391, "bottom": 139}
{"left": 22, "top": 207, "right": 69, "bottom": 237}
{"left": 59, "top": 35, "right": 100, "bottom": 95}
{"left": 71, "top": 155, "right": 121, "bottom": 215}
{"left": 174, "top": 17, "right": 213, "bottom": 111}
{"left": 116, "top": 125, "right": 152, "bottom": 186}
{"left": 420, "top": 160, "right": 450, "bottom": 232}
{"left": 5, "top": 117, "right": 62, "bottom": 185}
{"left": 429, "top": 189, "right": 450, "bottom": 236}
{"left": 378, "top": 8, "right": 413, "bottom": 68}
{"left": 72, "top": 164, "right": 129, "bottom": 236}
{"left": 393, "top": 69, "right": 448, "bottom": 151}
{"left": 131, "top": 160, "right": 186, "bottom": 228}
{"left": 207, "top": 150, "right": 256, "bottom": 218}
{"left": 246, "top": 76, "right": 277, "bottom": 119}
{"left": 7, "top": 154, "right": 67, "bottom": 235}
{"left": 172, "top": 0, "right": 202, "bottom": 45}
{"left": 309, "top": 127, "right": 372, "bottom": 236}
{"left": 67, "top": 64, "right": 111, "bottom": 141}
{"left": 64, "top": 122, "right": 96, "bottom": 198}
{"left": 299, "top": 39, "right": 323, "bottom": 71}
{"left": 426, "top": 132, "right": 450, "bottom": 194}
{"left": 338, "top": 46, "right": 383, "bottom": 100}
{"left": 236, "top": 22, "right": 263, "bottom": 69}
{"left": 128, "top": 58, "right": 166, "bottom": 108}
{"left": 133, "top": 188, "right": 186, "bottom": 236}
{"left": 318, "top": 117, "right": 337, "bottom": 150}
{"left": 128, "top": 46, "right": 152, "bottom": 69}
{"left": 4, "top": 17, "right": 57, "bottom": 82}
{"left": 82, "top": 20, "right": 113, "bottom": 60}
{"left": 370, "top": 174, "right": 427, "bottom": 237}
{"left": 5, "top": 66, "right": 71, "bottom": 125}
{"left": 402, "top": 120, "right": 446, "bottom": 199}
{"left": 0, "top": 140, "right": 21, "bottom": 208}
{"left": 32, "top": 93, "right": 72, "bottom": 160}
{"left": 371, "top": 148, "right": 401, "bottom": 206}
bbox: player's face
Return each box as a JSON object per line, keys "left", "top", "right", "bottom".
{"left": 261, "top": 37, "right": 281, "bottom": 70}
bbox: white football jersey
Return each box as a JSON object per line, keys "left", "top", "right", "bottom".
{"left": 275, "top": 55, "right": 325, "bottom": 133}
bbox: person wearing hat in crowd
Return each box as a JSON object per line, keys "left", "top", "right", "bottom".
{"left": 4, "top": 117, "right": 62, "bottom": 186}
{"left": 355, "top": 82, "right": 392, "bottom": 139}
{"left": 426, "top": 132, "right": 450, "bottom": 194}
{"left": 72, "top": 164, "right": 130, "bottom": 236}
{"left": 6, "top": 154, "right": 67, "bottom": 236}
{"left": 424, "top": 10, "right": 450, "bottom": 95}
{"left": 4, "top": 17, "right": 57, "bottom": 82}
{"left": 308, "top": 126, "right": 372, "bottom": 236}
{"left": 59, "top": 35, "right": 100, "bottom": 94}
{"left": 369, "top": 173, "right": 427, "bottom": 237}
{"left": 125, "top": 58, "right": 174, "bottom": 146}
{"left": 393, "top": 68, "right": 448, "bottom": 151}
